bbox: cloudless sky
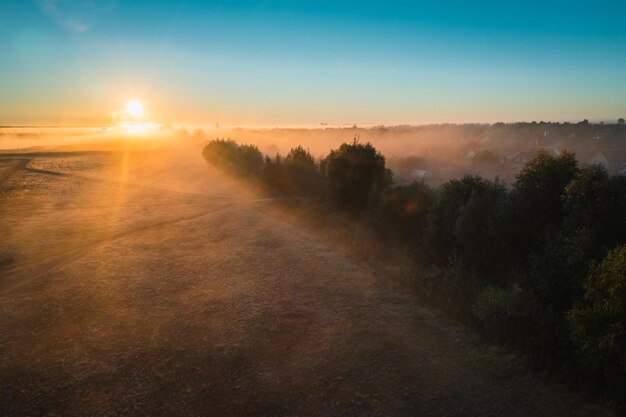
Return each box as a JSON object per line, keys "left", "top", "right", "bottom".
{"left": 1, "top": 0, "right": 626, "bottom": 126}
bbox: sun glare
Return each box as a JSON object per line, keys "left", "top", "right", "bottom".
{"left": 115, "top": 100, "right": 159, "bottom": 135}
{"left": 126, "top": 100, "right": 144, "bottom": 119}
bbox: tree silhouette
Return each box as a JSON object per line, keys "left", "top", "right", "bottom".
{"left": 322, "top": 139, "right": 392, "bottom": 212}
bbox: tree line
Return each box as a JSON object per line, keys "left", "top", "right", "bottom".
{"left": 202, "top": 137, "right": 626, "bottom": 405}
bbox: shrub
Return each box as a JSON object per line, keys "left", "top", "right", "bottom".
{"left": 473, "top": 285, "right": 531, "bottom": 341}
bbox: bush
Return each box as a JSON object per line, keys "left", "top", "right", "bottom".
{"left": 472, "top": 285, "right": 539, "bottom": 344}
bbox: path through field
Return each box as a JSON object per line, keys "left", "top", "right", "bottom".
{"left": 0, "top": 149, "right": 613, "bottom": 416}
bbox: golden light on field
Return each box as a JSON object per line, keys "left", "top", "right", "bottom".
{"left": 119, "top": 121, "right": 158, "bottom": 134}
{"left": 125, "top": 100, "right": 144, "bottom": 119}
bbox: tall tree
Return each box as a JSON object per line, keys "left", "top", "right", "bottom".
{"left": 322, "top": 139, "right": 392, "bottom": 212}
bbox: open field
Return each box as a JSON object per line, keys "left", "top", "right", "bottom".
{"left": 0, "top": 148, "right": 615, "bottom": 416}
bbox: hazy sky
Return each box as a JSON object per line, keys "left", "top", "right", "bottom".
{"left": 1, "top": 0, "right": 626, "bottom": 126}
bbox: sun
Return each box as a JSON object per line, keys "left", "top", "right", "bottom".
{"left": 125, "top": 100, "right": 144, "bottom": 119}
{"left": 114, "top": 99, "right": 158, "bottom": 135}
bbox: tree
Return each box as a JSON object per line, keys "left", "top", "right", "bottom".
{"left": 368, "top": 181, "right": 434, "bottom": 243}
{"left": 260, "top": 154, "right": 285, "bottom": 192}
{"left": 285, "top": 146, "right": 315, "bottom": 166}
{"left": 530, "top": 165, "right": 626, "bottom": 311}
{"left": 504, "top": 151, "right": 578, "bottom": 263}
{"left": 568, "top": 244, "right": 626, "bottom": 391}
{"left": 562, "top": 165, "right": 612, "bottom": 234}
{"left": 455, "top": 180, "right": 508, "bottom": 281}
{"left": 202, "top": 139, "right": 264, "bottom": 178}
{"left": 283, "top": 146, "right": 322, "bottom": 196}
{"left": 202, "top": 138, "right": 238, "bottom": 169}
{"left": 618, "top": 118, "right": 625, "bottom": 125}
{"left": 562, "top": 165, "right": 626, "bottom": 259}
{"left": 237, "top": 144, "right": 265, "bottom": 177}
{"left": 425, "top": 175, "right": 503, "bottom": 268}
{"left": 322, "top": 139, "right": 392, "bottom": 212}
{"left": 531, "top": 165, "right": 615, "bottom": 310}
{"left": 472, "top": 150, "right": 500, "bottom": 165}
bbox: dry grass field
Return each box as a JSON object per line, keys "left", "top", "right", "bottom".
{"left": 0, "top": 146, "right": 615, "bottom": 416}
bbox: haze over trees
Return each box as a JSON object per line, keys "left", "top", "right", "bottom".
{"left": 203, "top": 137, "right": 626, "bottom": 405}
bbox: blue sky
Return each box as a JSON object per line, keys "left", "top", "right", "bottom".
{"left": 1, "top": 0, "right": 626, "bottom": 125}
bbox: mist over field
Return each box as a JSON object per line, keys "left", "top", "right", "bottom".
{"left": 3, "top": 0, "right": 626, "bottom": 415}
{"left": 4, "top": 120, "right": 625, "bottom": 185}
{"left": 1, "top": 119, "right": 625, "bottom": 415}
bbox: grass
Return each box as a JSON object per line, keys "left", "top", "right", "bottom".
{"left": 0, "top": 148, "right": 617, "bottom": 416}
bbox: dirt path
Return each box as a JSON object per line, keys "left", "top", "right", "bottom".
{"left": 0, "top": 152, "right": 614, "bottom": 417}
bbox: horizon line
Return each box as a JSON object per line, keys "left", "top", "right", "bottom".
{"left": 2, "top": 119, "right": 626, "bottom": 130}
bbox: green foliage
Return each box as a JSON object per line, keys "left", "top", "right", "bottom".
{"left": 563, "top": 168, "right": 626, "bottom": 253}
{"left": 526, "top": 165, "right": 619, "bottom": 311}
{"left": 563, "top": 164, "right": 611, "bottom": 232}
{"left": 425, "top": 175, "right": 504, "bottom": 270}
{"left": 455, "top": 180, "right": 508, "bottom": 282}
{"left": 508, "top": 151, "right": 578, "bottom": 256}
{"left": 568, "top": 245, "right": 626, "bottom": 388}
{"left": 322, "top": 139, "right": 392, "bottom": 212}
{"left": 523, "top": 165, "right": 626, "bottom": 341}
{"left": 473, "top": 286, "right": 525, "bottom": 338}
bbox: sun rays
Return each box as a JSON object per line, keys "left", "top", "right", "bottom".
{"left": 112, "top": 100, "right": 159, "bottom": 135}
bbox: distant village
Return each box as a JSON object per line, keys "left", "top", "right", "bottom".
{"left": 387, "top": 119, "right": 626, "bottom": 185}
